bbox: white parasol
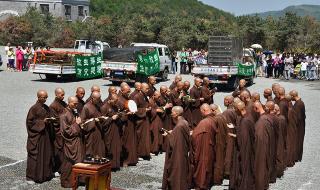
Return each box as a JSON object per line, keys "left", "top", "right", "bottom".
{"left": 251, "top": 44, "right": 263, "bottom": 49}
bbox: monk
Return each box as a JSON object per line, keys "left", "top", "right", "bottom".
{"left": 229, "top": 101, "right": 255, "bottom": 190}
{"left": 201, "top": 77, "right": 215, "bottom": 104}
{"left": 251, "top": 92, "right": 260, "bottom": 103}
{"left": 253, "top": 101, "right": 272, "bottom": 190}
{"left": 101, "top": 94, "right": 122, "bottom": 170}
{"left": 147, "top": 75, "right": 157, "bottom": 97}
{"left": 80, "top": 91, "right": 106, "bottom": 157}
{"left": 232, "top": 79, "right": 251, "bottom": 98}
{"left": 60, "top": 97, "right": 84, "bottom": 188}
{"left": 169, "top": 81, "right": 184, "bottom": 107}
{"left": 278, "top": 87, "right": 288, "bottom": 121}
{"left": 149, "top": 91, "right": 171, "bottom": 154}
{"left": 182, "top": 81, "right": 193, "bottom": 127}
{"left": 240, "top": 90, "right": 259, "bottom": 122}
{"left": 190, "top": 104, "right": 216, "bottom": 189}
{"left": 169, "top": 74, "right": 182, "bottom": 90}
{"left": 118, "top": 83, "right": 138, "bottom": 166}
{"left": 26, "top": 90, "right": 54, "bottom": 183}
{"left": 263, "top": 88, "right": 273, "bottom": 102}
{"left": 211, "top": 104, "right": 228, "bottom": 185}
{"left": 290, "top": 90, "right": 306, "bottom": 162}
{"left": 285, "top": 94, "right": 299, "bottom": 166}
{"left": 133, "top": 83, "right": 151, "bottom": 160}
{"left": 104, "top": 86, "right": 117, "bottom": 103}
{"left": 222, "top": 95, "right": 238, "bottom": 178}
{"left": 273, "top": 104, "right": 287, "bottom": 177}
{"left": 130, "top": 82, "right": 142, "bottom": 99}
{"left": 75, "top": 87, "right": 85, "bottom": 114}
{"left": 272, "top": 83, "right": 281, "bottom": 104}
{"left": 85, "top": 85, "right": 101, "bottom": 104}
{"left": 162, "top": 106, "right": 191, "bottom": 190}
{"left": 264, "top": 101, "right": 278, "bottom": 183}
{"left": 49, "top": 87, "right": 67, "bottom": 174}
{"left": 190, "top": 77, "right": 204, "bottom": 127}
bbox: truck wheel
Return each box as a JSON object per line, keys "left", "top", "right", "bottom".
{"left": 228, "top": 77, "right": 239, "bottom": 90}
{"left": 111, "top": 81, "right": 121, "bottom": 86}
{"left": 161, "top": 69, "right": 169, "bottom": 81}
{"left": 248, "top": 76, "right": 254, "bottom": 86}
{"left": 45, "top": 74, "right": 57, "bottom": 80}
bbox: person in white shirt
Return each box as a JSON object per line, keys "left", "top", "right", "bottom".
{"left": 300, "top": 60, "right": 308, "bottom": 79}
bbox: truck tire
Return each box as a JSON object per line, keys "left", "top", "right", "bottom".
{"left": 228, "top": 76, "right": 239, "bottom": 90}
{"left": 160, "top": 69, "right": 169, "bottom": 81}
{"left": 45, "top": 74, "right": 57, "bottom": 80}
{"left": 248, "top": 75, "right": 254, "bottom": 86}
{"left": 111, "top": 81, "right": 121, "bottom": 86}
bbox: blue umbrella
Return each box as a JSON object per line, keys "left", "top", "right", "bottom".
{"left": 263, "top": 50, "right": 273, "bottom": 55}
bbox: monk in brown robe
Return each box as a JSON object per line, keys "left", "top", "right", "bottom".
{"left": 272, "top": 83, "right": 281, "bottom": 104}
{"left": 147, "top": 75, "right": 157, "bottom": 97}
{"left": 277, "top": 87, "right": 288, "bottom": 121}
{"left": 264, "top": 101, "right": 278, "bottom": 183}
{"left": 190, "top": 77, "right": 205, "bottom": 127}
{"left": 162, "top": 106, "right": 191, "bottom": 190}
{"left": 130, "top": 82, "right": 142, "bottom": 99}
{"left": 182, "top": 81, "right": 193, "bottom": 128}
{"left": 290, "top": 90, "right": 306, "bottom": 162}
{"left": 274, "top": 104, "right": 287, "bottom": 177}
{"left": 100, "top": 94, "right": 122, "bottom": 170}
{"left": 118, "top": 84, "right": 138, "bottom": 166}
{"left": 169, "top": 81, "right": 184, "bottom": 107}
{"left": 60, "top": 96, "right": 84, "bottom": 188}
{"left": 103, "top": 86, "right": 117, "bottom": 104}
{"left": 240, "top": 90, "right": 259, "bottom": 122}
{"left": 190, "top": 104, "right": 216, "bottom": 189}
{"left": 229, "top": 101, "right": 255, "bottom": 190}
{"left": 263, "top": 88, "right": 274, "bottom": 102}
{"left": 26, "top": 90, "right": 54, "bottom": 183}
{"left": 253, "top": 101, "right": 271, "bottom": 190}
{"left": 169, "top": 75, "right": 182, "bottom": 90}
{"left": 133, "top": 83, "right": 151, "bottom": 160}
{"left": 232, "top": 79, "right": 251, "bottom": 98}
{"left": 49, "top": 87, "right": 67, "bottom": 174}
{"left": 285, "top": 94, "right": 299, "bottom": 166}
{"left": 222, "top": 95, "right": 238, "bottom": 178}
{"left": 201, "top": 77, "right": 215, "bottom": 104}
{"left": 211, "top": 104, "right": 228, "bottom": 185}
{"left": 251, "top": 92, "right": 260, "bottom": 103}
{"left": 85, "top": 85, "right": 101, "bottom": 104}
{"left": 80, "top": 91, "right": 106, "bottom": 157}
{"left": 75, "top": 87, "right": 85, "bottom": 114}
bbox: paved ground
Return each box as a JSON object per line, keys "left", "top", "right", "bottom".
{"left": 0, "top": 68, "right": 319, "bottom": 189}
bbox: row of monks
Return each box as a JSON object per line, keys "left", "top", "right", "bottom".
{"left": 25, "top": 75, "right": 306, "bottom": 190}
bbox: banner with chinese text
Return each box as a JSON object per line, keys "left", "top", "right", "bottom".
{"left": 136, "top": 49, "right": 160, "bottom": 76}
{"left": 237, "top": 63, "right": 254, "bottom": 76}
{"left": 75, "top": 54, "right": 102, "bottom": 79}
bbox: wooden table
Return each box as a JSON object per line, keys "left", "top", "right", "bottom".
{"left": 72, "top": 162, "right": 111, "bottom": 190}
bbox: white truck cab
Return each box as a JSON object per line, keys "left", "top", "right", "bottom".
{"left": 74, "top": 40, "right": 110, "bottom": 54}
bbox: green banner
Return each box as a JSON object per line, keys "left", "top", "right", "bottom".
{"left": 136, "top": 49, "right": 160, "bottom": 76}
{"left": 75, "top": 54, "right": 102, "bottom": 79}
{"left": 237, "top": 63, "right": 254, "bottom": 76}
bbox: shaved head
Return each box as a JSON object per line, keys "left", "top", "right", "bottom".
{"left": 278, "top": 87, "right": 285, "bottom": 96}
{"left": 194, "top": 77, "right": 202, "bottom": 87}
{"left": 55, "top": 87, "right": 65, "bottom": 100}
{"left": 174, "top": 75, "right": 182, "bottom": 83}
{"left": 153, "top": 91, "right": 161, "bottom": 100}
{"left": 240, "top": 90, "right": 250, "bottom": 103}
{"left": 148, "top": 76, "right": 156, "bottom": 85}
{"left": 134, "top": 82, "right": 142, "bottom": 90}
{"left": 177, "top": 81, "right": 184, "bottom": 91}
{"left": 141, "top": 83, "right": 149, "bottom": 94}
{"left": 235, "top": 101, "right": 246, "bottom": 111}
{"left": 210, "top": 104, "right": 221, "bottom": 115}
{"left": 37, "top": 89, "right": 47, "bottom": 98}
{"left": 108, "top": 86, "right": 117, "bottom": 94}
{"left": 224, "top": 95, "right": 234, "bottom": 107}
{"left": 252, "top": 92, "right": 260, "bottom": 102}
{"left": 274, "top": 104, "right": 280, "bottom": 115}
{"left": 68, "top": 96, "right": 78, "bottom": 104}
{"left": 264, "top": 88, "right": 272, "bottom": 99}
{"left": 172, "top": 106, "right": 184, "bottom": 116}
{"left": 184, "top": 81, "right": 190, "bottom": 89}
{"left": 92, "top": 91, "right": 101, "bottom": 99}
{"left": 160, "top": 85, "right": 167, "bottom": 94}
{"left": 253, "top": 101, "right": 264, "bottom": 114}
{"left": 289, "top": 90, "right": 298, "bottom": 97}
{"left": 265, "top": 101, "right": 275, "bottom": 113}
{"left": 91, "top": 85, "right": 100, "bottom": 93}
{"left": 201, "top": 103, "right": 212, "bottom": 116}
{"left": 239, "top": 79, "right": 246, "bottom": 88}
{"left": 285, "top": 94, "right": 292, "bottom": 101}
{"left": 37, "top": 90, "right": 48, "bottom": 104}
{"left": 272, "top": 83, "right": 280, "bottom": 96}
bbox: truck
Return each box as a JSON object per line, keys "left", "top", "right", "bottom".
{"left": 191, "top": 36, "right": 255, "bottom": 90}
{"left": 102, "top": 43, "right": 171, "bottom": 84}
{"left": 29, "top": 40, "right": 110, "bottom": 80}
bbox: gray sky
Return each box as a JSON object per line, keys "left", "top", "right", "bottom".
{"left": 201, "top": 0, "right": 320, "bottom": 15}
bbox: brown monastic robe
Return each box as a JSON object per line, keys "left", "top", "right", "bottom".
{"left": 232, "top": 87, "right": 251, "bottom": 98}
{"left": 80, "top": 101, "right": 106, "bottom": 157}
{"left": 49, "top": 98, "right": 67, "bottom": 173}
{"left": 133, "top": 92, "right": 151, "bottom": 158}
{"left": 118, "top": 92, "right": 138, "bottom": 165}
{"left": 162, "top": 117, "right": 191, "bottom": 190}
{"left": 26, "top": 102, "right": 54, "bottom": 183}
{"left": 276, "top": 114, "right": 287, "bottom": 177}
{"left": 265, "top": 114, "right": 278, "bottom": 183}
{"left": 278, "top": 98, "right": 289, "bottom": 121}
{"left": 293, "top": 99, "right": 306, "bottom": 161}
{"left": 169, "top": 88, "right": 183, "bottom": 107}
{"left": 190, "top": 85, "right": 203, "bottom": 127}
{"left": 182, "top": 89, "right": 193, "bottom": 128}
{"left": 246, "top": 100, "right": 260, "bottom": 122}
{"left": 230, "top": 113, "right": 255, "bottom": 190}
{"left": 222, "top": 108, "right": 238, "bottom": 178}
{"left": 286, "top": 103, "right": 299, "bottom": 166}
{"left": 169, "top": 81, "right": 177, "bottom": 90}
{"left": 85, "top": 94, "right": 103, "bottom": 107}
{"left": 212, "top": 114, "right": 227, "bottom": 185}
{"left": 191, "top": 115, "right": 216, "bottom": 189}
{"left": 147, "top": 83, "right": 157, "bottom": 97}
{"left": 149, "top": 98, "right": 165, "bottom": 154}
{"left": 201, "top": 85, "right": 214, "bottom": 104}
{"left": 254, "top": 114, "right": 271, "bottom": 190}
{"left": 159, "top": 93, "right": 173, "bottom": 152}
{"left": 76, "top": 96, "right": 85, "bottom": 114}
{"left": 101, "top": 102, "right": 122, "bottom": 169}
{"left": 129, "top": 90, "right": 140, "bottom": 100}
{"left": 60, "top": 108, "right": 84, "bottom": 188}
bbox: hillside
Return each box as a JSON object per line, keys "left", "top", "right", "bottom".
{"left": 254, "top": 4, "right": 320, "bottom": 20}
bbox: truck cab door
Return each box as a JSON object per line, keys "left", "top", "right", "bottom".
{"left": 158, "top": 47, "right": 165, "bottom": 71}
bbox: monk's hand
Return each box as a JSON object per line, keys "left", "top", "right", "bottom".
{"left": 112, "top": 115, "right": 118, "bottom": 120}
{"left": 227, "top": 123, "right": 235, "bottom": 129}
{"left": 76, "top": 117, "right": 82, "bottom": 125}
{"left": 228, "top": 133, "right": 237, "bottom": 138}
{"left": 156, "top": 108, "right": 164, "bottom": 113}
{"left": 146, "top": 107, "right": 151, "bottom": 112}
{"left": 199, "top": 97, "right": 204, "bottom": 101}
{"left": 190, "top": 130, "right": 193, "bottom": 136}
{"left": 162, "top": 131, "right": 168, "bottom": 136}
